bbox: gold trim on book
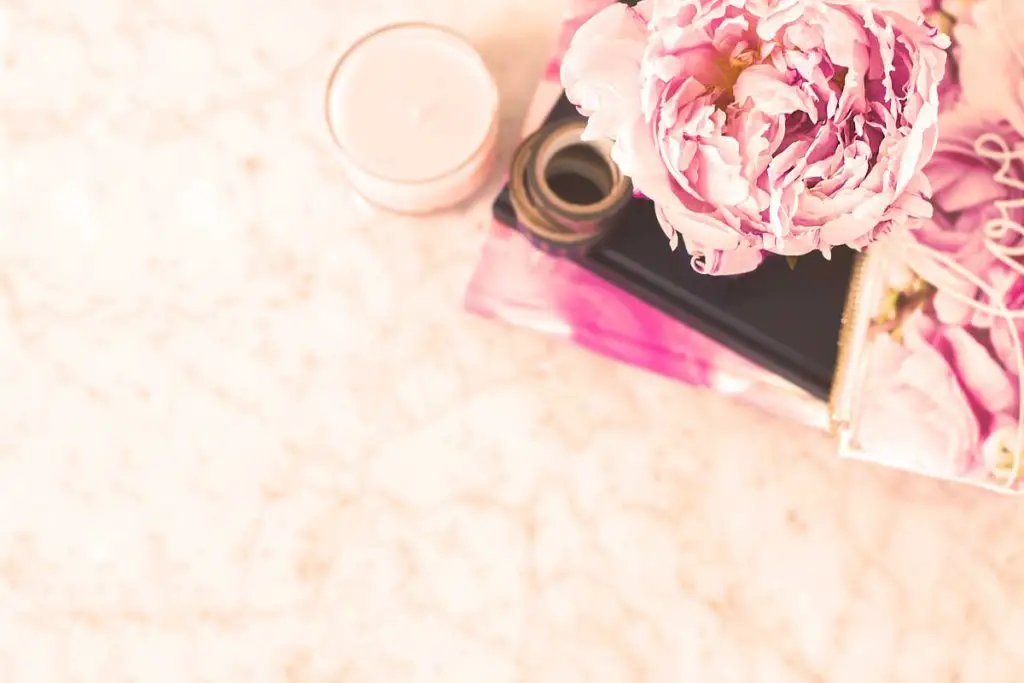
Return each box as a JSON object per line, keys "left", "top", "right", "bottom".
{"left": 828, "top": 252, "right": 869, "bottom": 437}
{"left": 508, "top": 119, "right": 632, "bottom": 252}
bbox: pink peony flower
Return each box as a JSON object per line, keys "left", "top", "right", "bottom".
{"left": 907, "top": 313, "right": 1018, "bottom": 423}
{"left": 561, "top": 0, "right": 949, "bottom": 274}
{"left": 859, "top": 308, "right": 1014, "bottom": 474}
{"left": 956, "top": 0, "right": 1024, "bottom": 135}
{"left": 858, "top": 325, "right": 980, "bottom": 475}
{"left": 915, "top": 107, "right": 1024, "bottom": 323}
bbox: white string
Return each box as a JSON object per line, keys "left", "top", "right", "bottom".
{"left": 899, "top": 128, "right": 1024, "bottom": 487}
{"left": 887, "top": 0, "right": 1024, "bottom": 488}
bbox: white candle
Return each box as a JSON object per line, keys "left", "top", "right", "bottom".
{"left": 325, "top": 23, "right": 500, "bottom": 214}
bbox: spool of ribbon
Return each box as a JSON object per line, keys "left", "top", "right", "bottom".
{"left": 508, "top": 118, "right": 632, "bottom": 257}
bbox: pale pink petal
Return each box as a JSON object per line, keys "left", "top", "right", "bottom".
{"left": 732, "top": 64, "right": 818, "bottom": 118}
{"left": 943, "top": 327, "right": 1018, "bottom": 415}
{"left": 561, "top": 2, "right": 650, "bottom": 140}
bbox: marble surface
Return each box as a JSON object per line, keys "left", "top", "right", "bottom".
{"left": 3, "top": 1, "right": 1024, "bottom": 681}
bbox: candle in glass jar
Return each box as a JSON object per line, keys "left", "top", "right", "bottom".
{"left": 325, "top": 23, "right": 500, "bottom": 214}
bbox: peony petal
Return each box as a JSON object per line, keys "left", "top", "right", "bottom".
{"left": 895, "top": 100, "right": 938, "bottom": 194}
{"left": 943, "top": 326, "right": 1018, "bottom": 415}
{"left": 858, "top": 334, "right": 979, "bottom": 476}
{"left": 684, "top": 239, "right": 765, "bottom": 276}
{"left": 732, "top": 65, "right": 817, "bottom": 118}
{"left": 755, "top": 0, "right": 807, "bottom": 41}
{"left": 657, "top": 201, "right": 742, "bottom": 251}
{"left": 694, "top": 143, "right": 750, "bottom": 206}
{"left": 561, "top": 2, "right": 650, "bottom": 139}
{"left": 932, "top": 289, "right": 977, "bottom": 327}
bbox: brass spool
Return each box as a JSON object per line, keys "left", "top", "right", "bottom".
{"left": 508, "top": 118, "right": 632, "bottom": 255}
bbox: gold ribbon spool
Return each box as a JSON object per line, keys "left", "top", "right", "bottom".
{"left": 508, "top": 118, "right": 632, "bottom": 255}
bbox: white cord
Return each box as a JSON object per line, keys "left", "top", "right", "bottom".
{"left": 899, "top": 127, "right": 1024, "bottom": 487}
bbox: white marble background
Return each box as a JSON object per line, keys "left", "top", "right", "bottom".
{"left": 3, "top": 1, "right": 1023, "bottom": 681}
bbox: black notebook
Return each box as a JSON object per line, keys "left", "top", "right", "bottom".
{"left": 493, "top": 94, "right": 855, "bottom": 400}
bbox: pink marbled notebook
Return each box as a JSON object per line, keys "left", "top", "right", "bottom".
{"left": 464, "top": 0, "right": 827, "bottom": 430}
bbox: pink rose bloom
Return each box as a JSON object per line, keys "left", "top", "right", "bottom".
{"left": 956, "top": 0, "right": 1024, "bottom": 134}
{"left": 916, "top": 108, "right": 1024, "bottom": 323}
{"left": 561, "top": 0, "right": 949, "bottom": 275}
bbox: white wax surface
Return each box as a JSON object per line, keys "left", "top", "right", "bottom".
{"left": 329, "top": 25, "right": 498, "bottom": 183}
